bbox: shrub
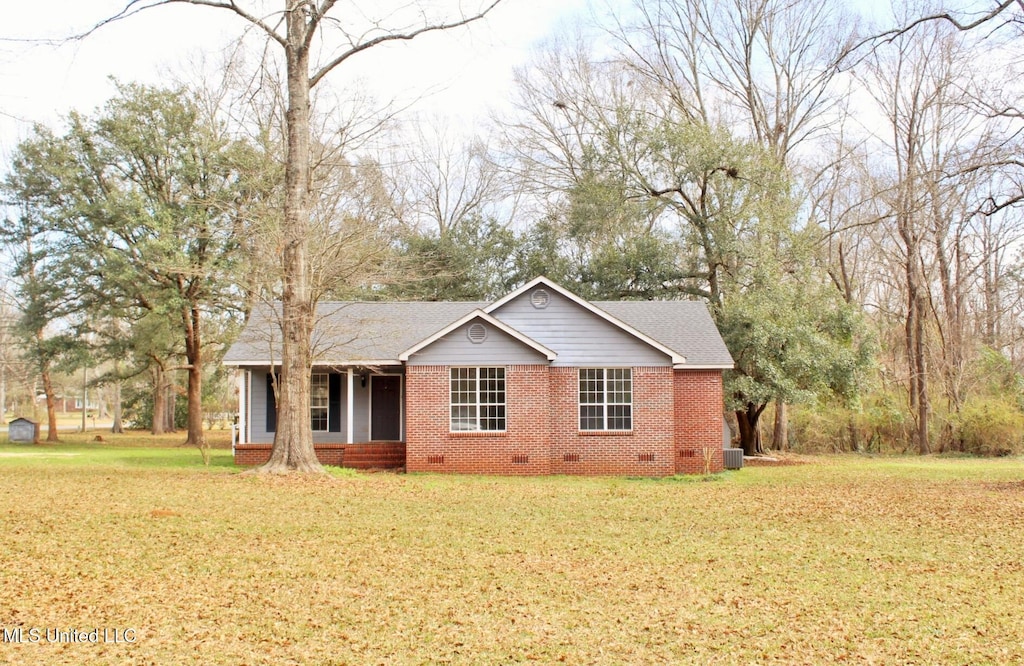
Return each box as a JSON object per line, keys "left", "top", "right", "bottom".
{"left": 949, "top": 398, "right": 1024, "bottom": 456}
{"left": 788, "top": 391, "right": 909, "bottom": 454}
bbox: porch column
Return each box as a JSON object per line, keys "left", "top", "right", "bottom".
{"left": 347, "top": 368, "right": 354, "bottom": 444}
{"left": 246, "top": 370, "right": 252, "bottom": 443}
{"left": 236, "top": 369, "right": 247, "bottom": 444}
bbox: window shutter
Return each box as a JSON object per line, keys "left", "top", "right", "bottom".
{"left": 329, "top": 373, "right": 342, "bottom": 432}
{"left": 266, "top": 373, "right": 277, "bottom": 433}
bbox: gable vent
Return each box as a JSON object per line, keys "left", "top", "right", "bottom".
{"left": 467, "top": 323, "right": 488, "bottom": 344}
{"left": 530, "top": 289, "right": 550, "bottom": 309}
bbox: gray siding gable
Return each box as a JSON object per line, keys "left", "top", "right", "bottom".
{"left": 489, "top": 288, "right": 671, "bottom": 367}
{"left": 407, "top": 318, "right": 550, "bottom": 365}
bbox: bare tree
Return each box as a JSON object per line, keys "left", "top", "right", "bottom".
{"left": 612, "top": 0, "right": 858, "bottom": 450}
{"left": 855, "top": 8, "right": 1024, "bottom": 453}
{"left": 617, "top": 0, "right": 854, "bottom": 160}
{"left": 387, "top": 119, "right": 507, "bottom": 238}
{"left": 86, "top": 0, "right": 502, "bottom": 472}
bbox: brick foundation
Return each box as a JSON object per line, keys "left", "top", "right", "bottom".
{"left": 234, "top": 442, "right": 405, "bottom": 469}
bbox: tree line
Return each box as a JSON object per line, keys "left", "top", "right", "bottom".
{"left": 2, "top": 0, "right": 1024, "bottom": 463}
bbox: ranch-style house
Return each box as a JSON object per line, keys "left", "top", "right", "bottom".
{"left": 224, "top": 277, "right": 734, "bottom": 476}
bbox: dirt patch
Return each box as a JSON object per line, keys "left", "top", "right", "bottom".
{"left": 743, "top": 453, "right": 812, "bottom": 467}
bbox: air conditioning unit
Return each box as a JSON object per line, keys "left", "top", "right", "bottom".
{"left": 723, "top": 448, "right": 744, "bottom": 470}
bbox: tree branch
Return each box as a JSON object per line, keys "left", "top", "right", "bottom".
{"left": 304, "top": 0, "right": 338, "bottom": 51}
{"left": 80, "top": 0, "right": 287, "bottom": 48}
{"left": 308, "top": 0, "right": 503, "bottom": 89}
{"left": 845, "top": 0, "right": 1021, "bottom": 67}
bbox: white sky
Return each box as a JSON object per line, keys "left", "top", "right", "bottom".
{"left": 0, "top": 0, "right": 592, "bottom": 159}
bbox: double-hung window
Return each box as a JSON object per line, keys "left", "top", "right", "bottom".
{"left": 579, "top": 368, "right": 632, "bottom": 431}
{"left": 450, "top": 367, "right": 506, "bottom": 432}
{"left": 310, "top": 373, "right": 329, "bottom": 432}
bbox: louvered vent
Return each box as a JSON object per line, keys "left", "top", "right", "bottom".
{"left": 467, "top": 323, "right": 487, "bottom": 344}
{"left": 530, "top": 289, "right": 550, "bottom": 309}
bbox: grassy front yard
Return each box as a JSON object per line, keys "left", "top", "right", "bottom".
{"left": 1, "top": 440, "right": 1022, "bottom": 664}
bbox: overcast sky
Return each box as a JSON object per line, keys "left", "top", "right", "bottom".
{"left": 0, "top": 0, "right": 592, "bottom": 158}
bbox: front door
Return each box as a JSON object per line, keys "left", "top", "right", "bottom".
{"left": 370, "top": 375, "right": 402, "bottom": 441}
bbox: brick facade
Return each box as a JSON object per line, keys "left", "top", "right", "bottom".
{"left": 405, "top": 364, "right": 724, "bottom": 477}
{"left": 673, "top": 370, "right": 725, "bottom": 474}
{"left": 406, "top": 365, "right": 552, "bottom": 475}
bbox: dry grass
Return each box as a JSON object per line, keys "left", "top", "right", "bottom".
{"left": 1, "top": 448, "right": 1023, "bottom": 664}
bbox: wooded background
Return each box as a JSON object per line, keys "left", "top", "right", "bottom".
{"left": 3, "top": 0, "right": 1023, "bottom": 459}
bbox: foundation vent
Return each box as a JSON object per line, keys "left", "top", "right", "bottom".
{"left": 563, "top": 453, "right": 581, "bottom": 463}
{"left": 638, "top": 453, "right": 656, "bottom": 462}
{"left": 512, "top": 454, "right": 530, "bottom": 464}
{"left": 427, "top": 455, "right": 445, "bottom": 465}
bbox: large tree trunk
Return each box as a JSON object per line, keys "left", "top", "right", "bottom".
{"left": 40, "top": 363, "right": 59, "bottom": 443}
{"left": 182, "top": 302, "right": 206, "bottom": 452}
{"left": 736, "top": 403, "right": 766, "bottom": 456}
{"left": 902, "top": 234, "right": 930, "bottom": 456}
{"left": 165, "top": 380, "right": 177, "bottom": 433}
{"left": 0, "top": 359, "right": 6, "bottom": 423}
{"left": 913, "top": 292, "right": 930, "bottom": 455}
{"left": 151, "top": 362, "right": 166, "bottom": 435}
{"left": 111, "top": 377, "right": 123, "bottom": 434}
{"left": 772, "top": 400, "right": 788, "bottom": 451}
{"left": 258, "top": 4, "right": 323, "bottom": 474}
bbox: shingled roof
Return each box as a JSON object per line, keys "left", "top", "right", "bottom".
{"left": 224, "top": 283, "right": 733, "bottom": 368}
{"left": 595, "top": 301, "right": 733, "bottom": 367}
{"left": 224, "top": 301, "right": 485, "bottom": 366}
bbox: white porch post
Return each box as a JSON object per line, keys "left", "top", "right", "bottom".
{"left": 246, "top": 370, "right": 252, "bottom": 443}
{"left": 236, "top": 369, "right": 247, "bottom": 444}
{"left": 347, "top": 368, "right": 354, "bottom": 444}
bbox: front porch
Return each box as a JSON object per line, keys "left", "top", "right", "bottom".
{"left": 232, "top": 366, "right": 406, "bottom": 468}
{"left": 233, "top": 441, "right": 407, "bottom": 469}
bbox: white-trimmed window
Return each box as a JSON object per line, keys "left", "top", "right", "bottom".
{"left": 450, "top": 367, "right": 506, "bottom": 432}
{"left": 310, "top": 373, "right": 329, "bottom": 432}
{"left": 579, "top": 368, "right": 632, "bottom": 431}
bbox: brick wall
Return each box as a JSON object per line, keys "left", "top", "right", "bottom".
{"left": 406, "top": 365, "right": 552, "bottom": 475}
{"left": 549, "top": 366, "right": 676, "bottom": 476}
{"left": 673, "top": 370, "right": 725, "bottom": 474}
{"left": 408, "top": 365, "right": 699, "bottom": 477}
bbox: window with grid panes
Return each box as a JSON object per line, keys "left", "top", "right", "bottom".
{"left": 579, "top": 368, "right": 632, "bottom": 430}
{"left": 450, "top": 367, "right": 506, "bottom": 431}
{"left": 310, "top": 373, "right": 329, "bottom": 431}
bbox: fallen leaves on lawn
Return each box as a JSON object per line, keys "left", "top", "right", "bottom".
{"left": 0, "top": 457, "right": 1023, "bottom": 664}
